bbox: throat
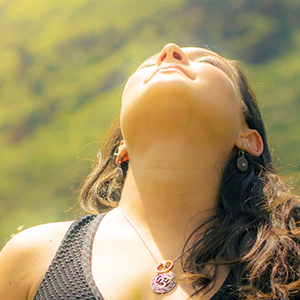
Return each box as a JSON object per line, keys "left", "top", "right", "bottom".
{"left": 120, "top": 163, "right": 220, "bottom": 233}
{"left": 117, "top": 167, "right": 221, "bottom": 271}
{"left": 118, "top": 142, "right": 223, "bottom": 271}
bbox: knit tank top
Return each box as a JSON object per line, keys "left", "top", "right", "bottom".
{"left": 33, "top": 214, "right": 237, "bottom": 300}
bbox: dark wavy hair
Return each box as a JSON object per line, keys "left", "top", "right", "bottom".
{"left": 79, "top": 60, "right": 300, "bottom": 299}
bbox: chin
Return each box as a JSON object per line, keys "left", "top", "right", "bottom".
{"left": 121, "top": 89, "right": 202, "bottom": 151}
{"left": 125, "top": 81, "right": 198, "bottom": 119}
{"left": 146, "top": 73, "right": 193, "bottom": 92}
{"left": 121, "top": 76, "right": 239, "bottom": 150}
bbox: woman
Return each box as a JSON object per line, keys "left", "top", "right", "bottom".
{"left": 0, "top": 43, "right": 299, "bottom": 300}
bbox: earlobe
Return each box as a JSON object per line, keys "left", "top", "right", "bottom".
{"left": 235, "top": 128, "right": 264, "bottom": 157}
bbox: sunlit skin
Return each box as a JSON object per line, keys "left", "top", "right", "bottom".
{"left": 93, "top": 43, "right": 263, "bottom": 299}
{"left": 0, "top": 43, "right": 263, "bottom": 300}
{"left": 120, "top": 44, "right": 255, "bottom": 160}
{"left": 119, "top": 43, "right": 262, "bottom": 221}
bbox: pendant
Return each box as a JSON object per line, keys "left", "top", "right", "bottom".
{"left": 151, "top": 260, "right": 177, "bottom": 294}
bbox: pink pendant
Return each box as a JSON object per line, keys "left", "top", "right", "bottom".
{"left": 151, "top": 260, "right": 177, "bottom": 294}
{"left": 151, "top": 271, "right": 177, "bottom": 294}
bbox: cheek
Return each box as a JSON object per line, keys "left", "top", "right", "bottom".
{"left": 122, "top": 75, "right": 139, "bottom": 106}
{"left": 198, "top": 80, "right": 239, "bottom": 116}
{"left": 192, "top": 71, "right": 242, "bottom": 137}
{"left": 121, "top": 68, "right": 154, "bottom": 107}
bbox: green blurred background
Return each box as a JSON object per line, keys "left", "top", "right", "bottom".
{"left": 1, "top": 0, "right": 300, "bottom": 248}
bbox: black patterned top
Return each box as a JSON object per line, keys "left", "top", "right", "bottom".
{"left": 34, "top": 214, "right": 237, "bottom": 300}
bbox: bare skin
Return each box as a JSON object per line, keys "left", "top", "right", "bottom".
{"left": 0, "top": 43, "right": 263, "bottom": 300}
{"left": 0, "top": 221, "right": 73, "bottom": 300}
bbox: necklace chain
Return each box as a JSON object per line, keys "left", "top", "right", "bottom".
{"left": 118, "top": 206, "right": 197, "bottom": 265}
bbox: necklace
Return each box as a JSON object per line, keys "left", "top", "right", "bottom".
{"left": 119, "top": 206, "right": 197, "bottom": 294}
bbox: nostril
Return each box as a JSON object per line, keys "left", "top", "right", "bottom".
{"left": 160, "top": 51, "right": 182, "bottom": 62}
{"left": 173, "top": 51, "right": 182, "bottom": 60}
{"left": 160, "top": 53, "right": 167, "bottom": 62}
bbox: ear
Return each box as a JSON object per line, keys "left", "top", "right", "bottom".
{"left": 115, "top": 140, "right": 129, "bottom": 165}
{"left": 235, "top": 128, "right": 264, "bottom": 157}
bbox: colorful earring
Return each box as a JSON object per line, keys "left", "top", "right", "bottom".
{"left": 237, "top": 149, "right": 248, "bottom": 172}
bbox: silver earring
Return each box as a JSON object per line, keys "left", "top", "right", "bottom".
{"left": 237, "top": 149, "right": 248, "bottom": 172}
{"left": 115, "top": 158, "right": 124, "bottom": 183}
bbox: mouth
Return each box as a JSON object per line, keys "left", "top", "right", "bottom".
{"left": 145, "top": 64, "right": 192, "bottom": 83}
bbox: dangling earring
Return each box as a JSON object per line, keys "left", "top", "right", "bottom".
{"left": 114, "top": 141, "right": 129, "bottom": 183}
{"left": 237, "top": 149, "right": 248, "bottom": 172}
{"left": 115, "top": 157, "right": 124, "bottom": 183}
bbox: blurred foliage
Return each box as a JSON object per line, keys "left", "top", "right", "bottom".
{"left": 1, "top": 0, "right": 300, "bottom": 247}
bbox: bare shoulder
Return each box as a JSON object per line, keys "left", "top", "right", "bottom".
{"left": 0, "top": 220, "right": 74, "bottom": 300}
{"left": 8, "top": 220, "right": 74, "bottom": 247}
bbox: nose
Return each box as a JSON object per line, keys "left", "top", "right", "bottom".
{"left": 157, "top": 43, "right": 189, "bottom": 66}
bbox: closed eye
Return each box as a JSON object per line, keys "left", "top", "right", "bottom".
{"left": 137, "top": 54, "right": 159, "bottom": 70}
{"left": 190, "top": 54, "right": 235, "bottom": 82}
{"left": 137, "top": 54, "right": 226, "bottom": 74}
{"left": 191, "top": 55, "right": 222, "bottom": 68}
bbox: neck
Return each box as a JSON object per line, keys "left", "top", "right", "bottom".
{"left": 118, "top": 140, "right": 226, "bottom": 256}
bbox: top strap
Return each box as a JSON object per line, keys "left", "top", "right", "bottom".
{"left": 34, "top": 214, "right": 105, "bottom": 300}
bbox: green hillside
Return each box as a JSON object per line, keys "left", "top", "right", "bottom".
{"left": 1, "top": 0, "right": 300, "bottom": 247}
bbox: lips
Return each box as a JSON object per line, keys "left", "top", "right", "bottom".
{"left": 145, "top": 64, "right": 193, "bottom": 83}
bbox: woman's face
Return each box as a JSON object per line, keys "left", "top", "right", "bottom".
{"left": 121, "top": 43, "right": 245, "bottom": 153}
